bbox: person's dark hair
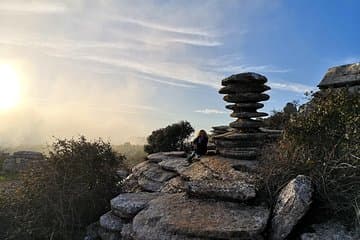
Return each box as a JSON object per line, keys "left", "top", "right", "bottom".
{"left": 197, "top": 129, "right": 208, "bottom": 138}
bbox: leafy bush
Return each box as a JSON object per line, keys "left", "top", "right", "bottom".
{"left": 144, "top": 121, "right": 194, "bottom": 154}
{"left": 259, "top": 89, "right": 360, "bottom": 226}
{"left": 0, "top": 136, "right": 125, "bottom": 240}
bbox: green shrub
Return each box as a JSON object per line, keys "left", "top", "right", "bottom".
{"left": 0, "top": 136, "right": 125, "bottom": 240}
{"left": 144, "top": 121, "right": 194, "bottom": 154}
{"left": 259, "top": 89, "right": 360, "bottom": 226}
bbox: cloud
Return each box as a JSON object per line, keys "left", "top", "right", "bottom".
{"left": 110, "top": 16, "right": 214, "bottom": 37}
{"left": 269, "top": 81, "right": 315, "bottom": 94}
{"left": 0, "top": 1, "right": 67, "bottom": 14}
{"left": 195, "top": 109, "right": 227, "bottom": 114}
{"left": 168, "top": 38, "right": 222, "bottom": 47}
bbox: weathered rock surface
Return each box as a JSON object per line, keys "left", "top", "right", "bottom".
{"left": 271, "top": 175, "right": 313, "bottom": 240}
{"left": 132, "top": 193, "right": 270, "bottom": 240}
{"left": 99, "top": 211, "right": 124, "bottom": 232}
{"left": 111, "top": 192, "right": 162, "bottom": 218}
{"left": 131, "top": 161, "right": 177, "bottom": 192}
{"left": 160, "top": 176, "right": 187, "bottom": 193}
{"left": 97, "top": 227, "right": 122, "bottom": 240}
{"left": 180, "top": 156, "right": 257, "bottom": 201}
{"left": 158, "top": 157, "right": 190, "bottom": 173}
{"left": 300, "top": 222, "right": 358, "bottom": 240}
{"left": 121, "top": 224, "right": 134, "bottom": 240}
{"left": 147, "top": 151, "right": 186, "bottom": 163}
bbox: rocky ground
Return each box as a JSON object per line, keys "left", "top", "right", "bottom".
{"left": 86, "top": 152, "right": 358, "bottom": 240}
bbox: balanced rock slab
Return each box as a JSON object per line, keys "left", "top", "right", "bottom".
{"left": 271, "top": 175, "right": 313, "bottom": 240}
{"left": 111, "top": 192, "right": 162, "bottom": 218}
{"left": 180, "top": 156, "right": 257, "bottom": 201}
{"left": 132, "top": 193, "right": 270, "bottom": 240}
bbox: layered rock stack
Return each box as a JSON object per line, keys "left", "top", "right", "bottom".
{"left": 214, "top": 72, "right": 270, "bottom": 160}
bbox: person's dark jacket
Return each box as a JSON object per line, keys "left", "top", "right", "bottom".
{"left": 193, "top": 136, "right": 208, "bottom": 155}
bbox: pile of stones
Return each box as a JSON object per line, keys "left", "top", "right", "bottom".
{"left": 2, "top": 151, "right": 44, "bottom": 172}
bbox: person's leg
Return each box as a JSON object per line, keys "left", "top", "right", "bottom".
{"left": 187, "top": 151, "right": 196, "bottom": 161}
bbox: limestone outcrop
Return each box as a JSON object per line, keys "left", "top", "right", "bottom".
{"left": 88, "top": 152, "right": 270, "bottom": 240}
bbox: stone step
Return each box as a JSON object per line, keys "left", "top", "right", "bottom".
{"left": 180, "top": 156, "right": 259, "bottom": 201}
{"left": 111, "top": 192, "right": 162, "bottom": 219}
{"left": 132, "top": 193, "right": 270, "bottom": 240}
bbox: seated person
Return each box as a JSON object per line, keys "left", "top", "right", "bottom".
{"left": 187, "top": 129, "right": 208, "bottom": 161}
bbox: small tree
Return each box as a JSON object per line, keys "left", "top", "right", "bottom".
{"left": 144, "top": 121, "right": 194, "bottom": 154}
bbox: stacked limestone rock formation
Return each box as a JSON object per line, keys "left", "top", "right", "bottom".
{"left": 214, "top": 73, "right": 270, "bottom": 160}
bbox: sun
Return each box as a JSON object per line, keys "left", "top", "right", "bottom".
{"left": 0, "top": 64, "right": 21, "bottom": 110}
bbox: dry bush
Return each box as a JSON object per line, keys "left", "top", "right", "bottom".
{"left": 259, "top": 89, "right": 360, "bottom": 227}
{"left": 0, "top": 136, "right": 125, "bottom": 240}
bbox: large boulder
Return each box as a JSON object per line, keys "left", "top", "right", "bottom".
{"left": 180, "top": 156, "right": 257, "bottom": 201}
{"left": 111, "top": 192, "right": 162, "bottom": 218}
{"left": 132, "top": 193, "right": 270, "bottom": 240}
{"left": 270, "top": 175, "right": 313, "bottom": 240}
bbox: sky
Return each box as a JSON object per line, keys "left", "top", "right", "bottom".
{"left": 0, "top": 0, "right": 359, "bottom": 146}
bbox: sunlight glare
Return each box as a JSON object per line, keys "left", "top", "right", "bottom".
{"left": 0, "top": 64, "right": 21, "bottom": 110}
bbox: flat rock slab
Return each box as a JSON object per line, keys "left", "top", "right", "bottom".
{"left": 180, "top": 156, "right": 258, "bottom": 201}
{"left": 187, "top": 180, "right": 256, "bottom": 201}
{"left": 99, "top": 211, "right": 124, "bottom": 232}
{"left": 111, "top": 192, "right": 162, "bottom": 218}
{"left": 158, "top": 157, "right": 190, "bottom": 173}
{"left": 132, "top": 161, "right": 177, "bottom": 192}
{"left": 147, "top": 151, "right": 186, "bottom": 163}
{"left": 133, "top": 193, "right": 270, "bottom": 240}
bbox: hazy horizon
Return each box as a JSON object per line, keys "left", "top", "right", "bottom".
{"left": 0, "top": 0, "right": 359, "bottom": 146}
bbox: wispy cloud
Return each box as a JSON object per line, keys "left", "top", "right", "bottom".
{"left": 168, "top": 38, "right": 222, "bottom": 47}
{"left": 217, "top": 64, "right": 291, "bottom": 73}
{"left": 269, "top": 81, "right": 315, "bottom": 94}
{"left": 111, "top": 16, "right": 214, "bottom": 37}
{"left": 195, "top": 109, "right": 227, "bottom": 114}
